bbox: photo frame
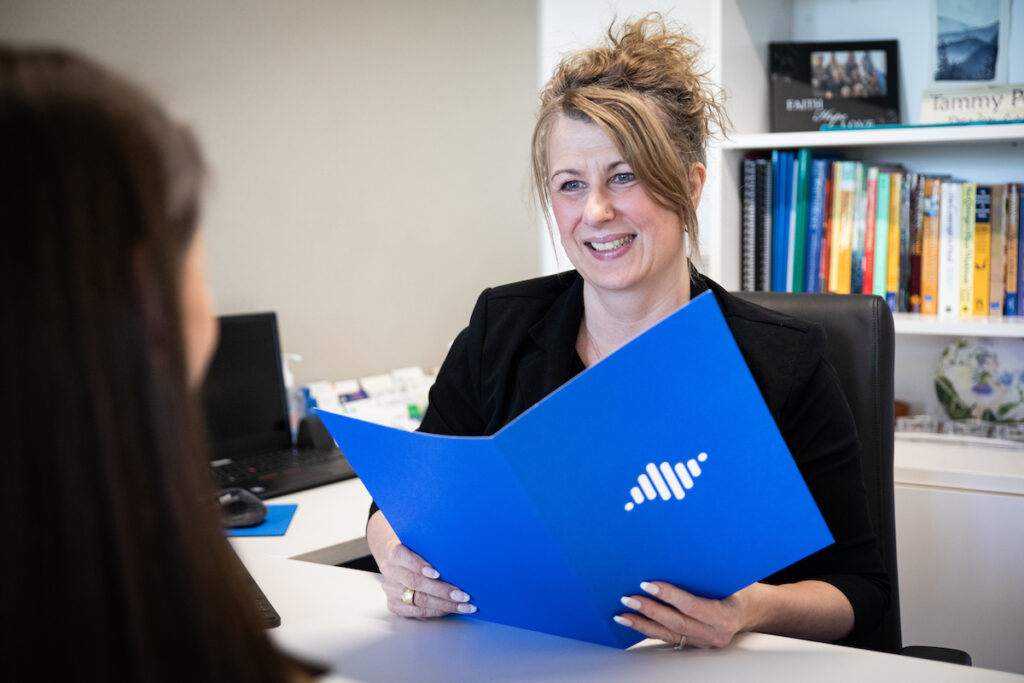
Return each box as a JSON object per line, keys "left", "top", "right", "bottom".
{"left": 929, "top": 0, "right": 1011, "bottom": 86}
{"left": 769, "top": 40, "right": 901, "bottom": 132}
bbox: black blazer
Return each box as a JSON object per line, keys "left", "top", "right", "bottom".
{"left": 412, "top": 270, "right": 889, "bottom": 644}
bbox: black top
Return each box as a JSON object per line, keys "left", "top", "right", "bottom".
{"left": 376, "top": 270, "right": 890, "bottom": 645}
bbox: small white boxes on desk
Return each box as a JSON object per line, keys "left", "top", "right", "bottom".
{"left": 302, "top": 367, "right": 434, "bottom": 432}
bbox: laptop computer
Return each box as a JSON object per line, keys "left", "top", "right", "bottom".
{"left": 202, "top": 312, "right": 356, "bottom": 499}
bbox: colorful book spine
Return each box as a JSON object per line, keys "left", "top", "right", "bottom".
{"left": 872, "top": 171, "right": 891, "bottom": 298}
{"left": 828, "top": 160, "right": 844, "bottom": 293}
{"left": 920, "top": 177, "right": 942, "bottom": 315}
{"left": 831, "top": 162, "right": 855, "bottom": 294}
{"left": 972, "top": 186, "right": 992, "bottom": 316}
{"left": 899, "top": 173, "right": 914, "bottom": 312}
{"left": 791, "top": 148, "right": 812, "bottom": 292}
{"left": 786, "top": 153, "right": 799, "bottom": 292}
{"left": 885, "top": 171, "right": 902, "bottom": 311}
{"left": 850, "top": 163, "right": 867, "bottom": 295}
{"left": 804, "top": 158, "right": 829, "bottom": 293}
{"left": 1013, "top": 185, "right": 1023, "bottom": 316}
{"left": 988, "top": 185, "right": 1005, "bottom": 316}
{"left": 862, "top": 167, "right": 878, "bottom": 294}
{"left": 820, "top": 173, "right": 835, "bottom": 293}
{"left": 908, "top": 174, "right": 924, "bottom": 313}
{"left": 958, "top": 183, "right": 977, "bottom": 317}
{"left": 938, "top": 180, "right": 962, "bottom": 319}
{"left": 1005, "top": 183, "right": 1019, "bottom": 315}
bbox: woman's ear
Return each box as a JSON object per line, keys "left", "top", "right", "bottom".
{"left": 131, "top": 245, "right": 167, "bottom": 351}
{"left": 689, "top": 162, "right": 707, "bottom": 209}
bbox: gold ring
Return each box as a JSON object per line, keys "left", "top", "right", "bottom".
{"left": 401, "top": 587, "right": 416, "bottom": 606}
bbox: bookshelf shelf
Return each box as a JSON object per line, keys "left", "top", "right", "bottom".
{"left": 893, "top": 314, "right": 1024, "bottom": 338}
{"left": 720, "top": 123, "right": 1024, "bottom": 152}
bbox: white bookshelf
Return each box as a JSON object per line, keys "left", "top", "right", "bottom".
{"left": 704, "top": 0, "right": 1024, "bottom": 415}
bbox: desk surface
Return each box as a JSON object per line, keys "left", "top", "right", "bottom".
{"left": 233, "top": 482, "right": 1023, "bottom": 682}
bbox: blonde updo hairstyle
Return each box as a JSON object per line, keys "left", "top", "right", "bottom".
{"left": 532, "top": 14, "right": 729, "bottom": 262}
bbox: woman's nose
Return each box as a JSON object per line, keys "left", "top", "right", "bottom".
{"left": 583, "top": 188, "right": 613, "bottom": 225}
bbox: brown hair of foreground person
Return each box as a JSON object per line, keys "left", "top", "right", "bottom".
{"left": 0, "top": 47, "right": 312, "bottom": 681}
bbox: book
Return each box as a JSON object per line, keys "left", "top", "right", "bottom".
{"left": 959, "top": 183, "right": 977, "bottom": 318}
{"left": 771, "top": 150, "right": 784, "bottom": 292}
{"left": 862, "top": 166, "right": 879, "bottom": 295}
{"left": 791, "top": 148, "right": 812, "bottom": 292}
{"left": 1004, "top": 183, "right": 1018, "bottom": 316}
{"left": 920, "top": 177, "right": 943, "bottom": 315}
{"left": 786, "top": 153, "right": 800, "bottom": 291}
{"left": 820, "top": 171, "right": 836, "bottom": 293}
{"left": 938, "top": 180, "right": 962, "bottom": 319}
{"left": 316, "top": 292, "right": 833, "bottom": 648}
{"left": 885, "top": 171, "right": 903, "bottom": 311}
{"left": 987, "top": 185, "right": 1005, "bottom": 317}
{"left": 831, "top": 161, "right": 855, "bottom": 294}
{"left": 872, "top": 171, "right": 891, "bottom": 298}
{"left": 741, "top": 156, "right": 758, "bottom": 291}
{"left": 972, "top": 186, "right": 992, "bottom": 316}
{"left": 804, "top": 157, "right": 830, "bottom": 293}
{"left": 1014, "top": 185, "right": 1023, "bottom": 316}
{"left": 756, "top": 159, "right": 774, "bottom": 292}
{"left": 772, "top": 151, "right": 792, "bottom": 292}
{"left": 850, "top": 162, "right": 867, "bottom": 295}
{"left": 896, "top": 173, "right": 913, "bottom": 311}
{"left": 907, "top": 174, "right": 924, "bottom": 313}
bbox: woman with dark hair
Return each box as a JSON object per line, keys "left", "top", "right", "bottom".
{"left": 366, "top": 15, "right": 889, "bottom": 651}
{"left": 0, "top": 47, "right": 313, "bottom": 680}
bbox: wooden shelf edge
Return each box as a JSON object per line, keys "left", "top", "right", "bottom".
{"left": 893, "top": 314, "right": 1024, "bottom": 338}
{"left": 718, "top": 122, "right": 1024, "bottom": 151}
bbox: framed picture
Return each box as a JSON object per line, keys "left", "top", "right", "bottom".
{"left": 930, "top": 0, "right": 1011, "bottom": 85}
{"left": 769, "top": 40, "right": 901, "bottom": 132}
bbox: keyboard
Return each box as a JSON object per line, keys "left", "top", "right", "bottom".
{"left": 212, "top": 447, "right": 343, "bottom": 487}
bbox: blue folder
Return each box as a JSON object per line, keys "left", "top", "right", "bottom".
{"left": 316, "top": 291, "right": 833, "bottom": 648}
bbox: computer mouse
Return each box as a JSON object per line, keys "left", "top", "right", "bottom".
{"left": 218, "top": 488, "right": 268, "bottom": 528}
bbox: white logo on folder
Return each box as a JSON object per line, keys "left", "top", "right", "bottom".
{"left": 625, "top": 453, "right": 708, "bottom": 511}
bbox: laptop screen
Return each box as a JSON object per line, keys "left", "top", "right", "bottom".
{"left": 201, "top": 312, "right": 291, "bottom": 459}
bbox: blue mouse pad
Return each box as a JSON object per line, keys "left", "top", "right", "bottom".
{"left": 224, "top": 504, "right": 297, "bottom": 537}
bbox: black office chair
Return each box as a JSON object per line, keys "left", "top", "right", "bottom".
{"left": 733, "top": 291, "right": 970, "bottom": 665}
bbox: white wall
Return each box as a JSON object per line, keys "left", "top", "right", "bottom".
{"left": 0, "top": 0, "right": 539, "bottom": 382}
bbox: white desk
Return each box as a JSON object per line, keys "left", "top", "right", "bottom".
{"left": 233, "top": 481, "right": 1024, "bottom": 682}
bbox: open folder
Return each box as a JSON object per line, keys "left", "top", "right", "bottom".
{"left": 316, "top": 291, "right": 833, "bottom": 649}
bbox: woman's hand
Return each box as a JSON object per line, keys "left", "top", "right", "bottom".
{"left": 614, "top": 581, "right": 756, "bottom": 649}
{"left": 366, "top": 510, "right": 477, "bottom": 618}
{"left": 614, "top": 579, "right": 853, "bottom": 648}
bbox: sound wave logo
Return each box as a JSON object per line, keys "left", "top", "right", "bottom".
{"left": 624, "top": 452, "right": 708, "bottom": 511}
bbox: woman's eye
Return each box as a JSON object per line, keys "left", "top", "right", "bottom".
{"left": 559, "top": 180, "right": 584, "bottom": 192}
{"left": 612, "top": 172, "right": 635, "bottom": 184}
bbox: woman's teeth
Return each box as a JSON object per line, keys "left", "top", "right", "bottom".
{"left": 588, "top": 235, "right": 635, "bottom": 252}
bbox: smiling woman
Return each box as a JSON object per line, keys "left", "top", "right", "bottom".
{"left": 365, "top": 13, "right": 890, "bottom": 653}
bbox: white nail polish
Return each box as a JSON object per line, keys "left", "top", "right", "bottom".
{"left": 621, "top": 596, "right": 641, "bottom": 610}
{"left": 640, "top": 581, "right": 659, "bottom": 595}
{"left": 421, "top": 566, "right": 440, "bottom": 579}
{"left": 450, "top": 589, "right": 470, "bottom": 602}
{"left": 613, "top": 615, "right": 632, "bottom": 627}
{"left": 457, "top": 603, "right": 478, "bottom": 614}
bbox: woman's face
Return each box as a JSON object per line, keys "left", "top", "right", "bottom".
{"left": 546, "top": 115, "right": 700, "bottom": 297}
{"left": 180, "top": 234, "right": 218, "bottom": 388}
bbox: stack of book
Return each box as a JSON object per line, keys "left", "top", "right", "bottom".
{"left": 741, "top": 149, "right": 1024, "bottom": 317}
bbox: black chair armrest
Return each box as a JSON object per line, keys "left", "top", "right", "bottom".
{"left": 900, "top": 645, "right": 972, "bottom": 666}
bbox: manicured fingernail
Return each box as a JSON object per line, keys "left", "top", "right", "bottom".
{"left": 421, "top": 566, "right": 440, "bottom": 579}
{"left": 457, "top": 603, "right": 478, "bottom": 614}
{"left": 640, "top": 581, "right": 659, "bottom": 595}
{"left": 621, "top": 596, "right": 641, "bottom": 609}
{"left": 450, "top": 589, "right": 471, "bottom": 602}
{"left": 613, "top": 615, "right": 633, "bottom": 627}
